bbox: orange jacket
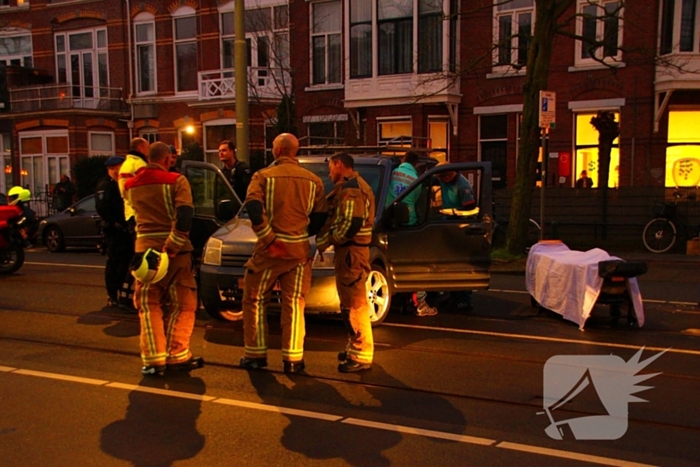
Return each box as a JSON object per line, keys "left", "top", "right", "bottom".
{"left": 124, "top": 164, "right": 194, "bottom": 255}
{"left": 245, "top": 157, "right": 327, "bottom": 268}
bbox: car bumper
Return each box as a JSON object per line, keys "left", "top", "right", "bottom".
{"left": 199, "top": 263, "right": 341, "bottom": 314}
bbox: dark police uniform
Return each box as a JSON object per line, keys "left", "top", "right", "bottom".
{"left": 222, "top": 159, "right": 252, "bottom": 203}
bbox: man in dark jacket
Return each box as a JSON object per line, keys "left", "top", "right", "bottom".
{"left": 53, "top": 174, "right": 76, "bottom": 211}
{"left": 218, "top": 140, "right": 251, "bottom": 202}
{"left": 95, "top": 156, "right": 134, "bottom": 309}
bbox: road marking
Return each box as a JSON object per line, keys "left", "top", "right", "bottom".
{"left": 25, "top": 261, "right": 103, "bottom": 269}
{"left": 1, "top": 366, "right": 659, "bottom": 466}
{"left": 383, "top": 323, "right": 700, "bottom": 356}
{"left": 496, "top": 441, "right": 656, "bottom": 467}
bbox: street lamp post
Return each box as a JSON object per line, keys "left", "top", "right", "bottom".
{"left": 234, "top": 0, "right": 249, "bottom": 164}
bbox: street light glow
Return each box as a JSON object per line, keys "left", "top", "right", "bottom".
{"left": 186, "top": 125, "right": 195, "bottom": 135}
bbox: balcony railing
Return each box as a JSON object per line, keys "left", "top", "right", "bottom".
{"left": 9, "top": 84, "right": 124, "bottom": 113}
{"left": 198, "top": 67, "right": 291, "bottom": 101}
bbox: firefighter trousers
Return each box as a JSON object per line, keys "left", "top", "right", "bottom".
{"left": 133, "top": 252, "right": 198, "bottom": 366}
{"left": 334, "top": 245, "right": 373, "bottom": 364}
{"left": 242, "top": 259, "right": 311, "bottom": 363}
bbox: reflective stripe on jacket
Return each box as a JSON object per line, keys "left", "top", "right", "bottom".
{"left": 118, "top": 152, "right": 148, "bottom": 221}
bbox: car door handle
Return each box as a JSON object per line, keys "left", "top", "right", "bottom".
{"left": 463, "top": 226, "right": 486, "bottom": 235}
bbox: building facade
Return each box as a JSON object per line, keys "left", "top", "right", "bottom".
{"left": 0, "top": 0, "right": 698, "bottom": 197}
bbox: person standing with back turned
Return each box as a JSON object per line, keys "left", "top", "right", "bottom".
{"left": 124, "top": 142, "right": 203, "bottom": 377}
{"left": 317, "top": 152, "right": 376, "bottom": 373}
{"left": 239, "top": 133, "right": 327, "bottom": 374}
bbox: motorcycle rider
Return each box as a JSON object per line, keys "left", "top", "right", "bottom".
{"left": 7, "top": 187, "right": 37, "bottom": 247}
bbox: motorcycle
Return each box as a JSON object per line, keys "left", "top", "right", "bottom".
{"left": 0, "top": 204, "right": 27, "bottom": 274}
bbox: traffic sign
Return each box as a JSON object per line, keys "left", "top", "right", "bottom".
{"left": 539, "top": 90, "right": 556, "bottom": 129}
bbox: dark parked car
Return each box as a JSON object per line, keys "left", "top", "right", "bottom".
{"left": 183, "top": 155, "right": 493, "bottom": 326}
{"left": 37, "top": 194, "right": 101, "bottom": 252}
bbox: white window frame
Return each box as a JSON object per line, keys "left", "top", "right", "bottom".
{"left": 139, "top": 128, "right": 159, "bottom": 144}
{"left": 134, "top": 12, "right": 156, "bottom": 95}
{"left": 172, "top": 6, "right": 198, "bottom": 94}
{"left": 492, "top": 0, "right": 535, "bottom": 73}
{"left": 0, "top": 28, "right": 33, "bottom": 67}
{"left": 310, "top": 0, "right": 342, "bottom": 87}
{"left": 574, "top": 0, "right": 624, "bottom": 67}
{"left": 377, "top": 117, "right": 413, "bottom": 145}
{"left": 203, "top": 118, "right": 236, "bottom": 165}
{"left": 54, "top": 27, "right": 109, "bottom": 108}
{"left": 88, "top": 131, "right": 114, "bottom": 156}
{"left": 659, "top": 0, "right": 700, "bottom": 55}
{"left": 18, "top": 129, "right": 70, "bottom": 200}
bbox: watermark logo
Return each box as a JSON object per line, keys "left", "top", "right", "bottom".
{"left": 539, "top": 347, "right": 667, "bottom": 440}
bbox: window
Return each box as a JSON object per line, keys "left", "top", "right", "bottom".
{"left": 19, "top": 130, "right": 69, "bottom": 197}
{"left": 665, "top": 111, "right": 700, "bottom": 187}
{"left": 493, "top": 0, "right": 533, "bottom": 68}
{"left": 574, "top": 112, "right": 620, "bottom": 188}
{"left": 378, "top": 119, "right": 412, "bottom": 145}
{"left": 139, "top": 128, "right": 158, "bottom": 144}
{"left": 576, "top": 0, "right": 622, "bottom": 64}
{"left": 311, "top": 1, "right": 341, "bottom": 85}
{"left": 419, "top": 0, "right": 443, "bottom": 73}
{"left": 134, "top": 14, "right": 156, "bottom": 94}
{"left": 480, "top": 115, "right": 508, "bottom": 188}
{"left": 350, "top": 0, "right": 372, "bottom": 78}
{"left": 204, "top": 120, "right": 235, "bottom": 165}
{"left": 660, "top": 0, "right": 698, "bottom": 55}
{"left": 307, "top": 120, "right": 346, "bottom": 145}
{"left": 0, "top": 30, "right": 33, "bottom": 67}
{"left": 54, "top": 28, "right": 108, "bottom": 108}
{"left": 173, "top": 8, "right": 197, "bottom": 92}
{"left": 378, "top": 0, "right": 413, "bottom": 75}
{"left": 89, "top": 132, "right": 114, "bottom": 156}
{"left": 221, "top": 11, "right": 235, "bottom": 70}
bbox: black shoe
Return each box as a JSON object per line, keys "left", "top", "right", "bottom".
{"left": 338, "top": 360, "right": 371, "bottom": 373}
{"left": 107, "top": 298, "right": 119, "bottom": 308}
{"left": 167, "top": 356, "right": 204, "bottom": 372}
{"left": 283, "top": 360, "right": 305, "bottom": 374}
{"left": 337, "top": 351, "right": 347, "bottom": 362}
{"left": 142, "top": 365, "right": 165, "bottom": 377}
{"left": 239, "top": 357, "right": 268, "bottom": 370}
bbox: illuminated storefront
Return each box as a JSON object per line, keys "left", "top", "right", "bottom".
{"left": 666, "top": 110, "right": 700, "bottom": 187}
{"left": 574, "top": 112, "right": 620, "bottom": 188}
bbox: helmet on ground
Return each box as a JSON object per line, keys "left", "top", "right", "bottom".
{"left": 131, "top": 248, "right": 169, "bottom": 284}
{"left": 8, "top": 186, "right": 31, "bottom": 205}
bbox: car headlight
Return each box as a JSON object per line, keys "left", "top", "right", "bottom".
{"left": 312, "top": 245, "right": 335, "bottom": 269}
{"left": 203, "top": 237, "right": 223, "bottom": 266}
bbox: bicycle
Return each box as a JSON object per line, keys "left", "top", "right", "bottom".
{"left": 492, "top": 203, "right": 541, "bottom": 251}
{"left": 642, "top": 191, "right": 700, "bottom": 253}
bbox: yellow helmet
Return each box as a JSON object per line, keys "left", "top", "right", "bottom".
{"left": 8, "top": 186, "right": 31, "bottom": 205}
{"left": 131, "top": 248, "right": 169, "bottom": 284}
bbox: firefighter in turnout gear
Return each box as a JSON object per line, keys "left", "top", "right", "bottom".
{"left": 316, "top": 153, "right": 376, "bottom": 373}
{"left": 124, "top": 142, "right": 203, "bottom": 376}
{"left": 239, "top": 133, "right": 327, "bottom": 374}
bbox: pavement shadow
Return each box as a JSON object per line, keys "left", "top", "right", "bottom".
{"left": 76, "top": 309, "right": 141, "bottom": 338}
{"left": 247, "top": 369, "right": 399, "bottom": 466}
{"left": 100, "top": 374, "right": 206, "bottom": 467}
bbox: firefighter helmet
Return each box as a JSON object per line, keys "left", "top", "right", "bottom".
{"left": 131, "top": 248, "right": 169, "bottom": 284}
{"left": 8, "top": 187, "right": 31, "bottom": 205}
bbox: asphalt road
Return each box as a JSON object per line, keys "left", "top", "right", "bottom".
{"left": 0, "top": 248, "right": 698, "bottom": 466}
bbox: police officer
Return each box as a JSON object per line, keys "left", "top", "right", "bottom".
{"left": 317, "top": 152, "right": 376, "bottom": 373}
{"left": 239, "top": 133, "right": 327, "bottom": 374}
{"left": 218, "top": 139, "right": 251, "bottom": 202}
{"left": 95, "top": 156, "right": 134, "bottom": 309}
{"left": 124, "top": 142, "right": 203, "bottom": 376}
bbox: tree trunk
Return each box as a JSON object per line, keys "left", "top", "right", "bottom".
{"left": 590, "top": 111, "right": 620, "bottom": 241}
{"left": 506, "top": 0, "right": 574, "bottom": 255}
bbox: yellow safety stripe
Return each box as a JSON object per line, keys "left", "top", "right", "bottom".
{"left": 276, "top": 234, "right": 309, "bottom": 243}
{"left": 348, "top": 349, "right": 373, "bottom": 359}
{"left": 244, "top": 347, "right": 268, "bottom": 356}
{"left": 163, "top": 185, "right": 175, "bottom": 220}
{"left": 255, "top": 269, "right": 273, "bottom": 350}
{"left": 166, "top": 284, "right": 179, "bottom": 351}
{"left": 139, "top": 283, "right": 157, "bottom": 356}
{"left": 255, "top": 224, "right": 272, "bottom": 239}
{"left": 142, "top": 353, "right": 167, "bottom": 364}
{"left": 333, "top": 199, "right": 354, "bottom": 243}
{"left": 266, "top": 177, "right": 275, "bottom": 224}
{"left": 168, "top": 232, "right": 186, "bottom": 246}
{"left": 288, "top": 263, "right": 304, "bottom": 356}
{"left": 137, "top": 231, "right": 169, "bottom": 239}
{"left": 169, "top": 349, "right": 190, "bottom": 362}
{"left": 306, "top": 180, "right": 315, "bottom": 215}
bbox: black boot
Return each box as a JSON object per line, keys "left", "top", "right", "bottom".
{"left": 338, "top": 360, "right": 371, "bottom": 373}
{"left": 167, "top": 356, "right": 204, "bottom": 372}
{"left": 239, "top": 357, "right": 268, "bottom": 370}
{"left": 141, "top": 365, "right": 166, "bottom": 377}
{"left": 283, "top": 360, "right": 305, "bottom": 374}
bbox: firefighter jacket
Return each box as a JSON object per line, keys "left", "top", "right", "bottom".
{"left": 124, "top": 164, "right": 194, "bottom": 255}
{"left": 245, "top": 156, "right": 327, "bottom": 269}
{"left": 317, "top": 172, "right": 375, "bottom": 252}
{"left": 384, "top": 162, "right": 421, "bottom": 226}
{"left": 118, "top": 151, "right": 148, "bottom": 221}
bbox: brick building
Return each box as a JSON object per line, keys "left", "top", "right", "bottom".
{"left": 1, "top": 0, "right": 699, "bottom": 198}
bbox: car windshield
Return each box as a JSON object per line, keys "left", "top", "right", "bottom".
{"left": 300, "top": 162, "right": 384, "bottom": 199}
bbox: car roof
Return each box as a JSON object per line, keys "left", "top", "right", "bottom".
{"left": 297, "top": 153, "right": 439, "bottom": 169}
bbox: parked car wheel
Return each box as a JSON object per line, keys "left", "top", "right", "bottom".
{"left": 367, "top": 264, "right": 392, "bottom": 326}
{"left": 44, "top": 226, "right": 66, "bottom": 252}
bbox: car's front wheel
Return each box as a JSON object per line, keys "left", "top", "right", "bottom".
{"left": 202, "top": 296, "right": 243, "bottom": 322}
{"left": 44, "top": 226, "right": 65, "bottom": 252}
{"left": 366, "top": 264, "right": 392, "bottom": 326}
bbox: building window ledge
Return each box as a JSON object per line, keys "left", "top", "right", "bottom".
{"left": 569, "top": 62, "right": 626, "bottom": 73}
{"left": 304, "top": 84, "right": 345, "bottom": 92}
{"left": 487, "top": 68, "right": 527, "bottom": 79}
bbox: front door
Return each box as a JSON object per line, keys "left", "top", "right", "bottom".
{"left": 382, "top": 162, "right": 493, "bottom": 293}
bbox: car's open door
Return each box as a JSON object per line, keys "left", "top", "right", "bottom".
{"left": 381, "top": 161, "right": 492, "bottom": 293}
{"left": 181, "top": 161, "right": 242, "bottom": 257}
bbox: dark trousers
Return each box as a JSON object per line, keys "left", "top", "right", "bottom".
{"left": 105, "top": 235, "right": 134, "bottom": 300}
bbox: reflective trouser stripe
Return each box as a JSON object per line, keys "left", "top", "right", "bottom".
{"left": 282, "top": 263, "right": 306, "bottom": 361}
{"left": 243, "top": 268, "right": 273, "bottom": 358}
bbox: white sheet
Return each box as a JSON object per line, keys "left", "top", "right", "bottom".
{"left": 525, "top": 242, "right": 644, "bottom": 330}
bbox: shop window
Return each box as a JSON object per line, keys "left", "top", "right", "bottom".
{"left": 574, "top": 112, "right": 620, "bottom": 188}
{"left": 665, "top": 110, "right": 700, "bottom": 187}
{"left": 378, "top": 120, "right": 412, "bottom": 146}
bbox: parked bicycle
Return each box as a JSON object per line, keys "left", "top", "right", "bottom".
{"left": 642, "top": 191, "right": 699, "bottom": 253}
{"left": 492, "top": 203, "right": 541, "bottom": 251}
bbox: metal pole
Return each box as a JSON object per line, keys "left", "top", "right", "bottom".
{"left": 234, "top": 0, "right": 249, "bottom": 164}
{"left": 539, "top": 127, "right": 547, "bottom": 240}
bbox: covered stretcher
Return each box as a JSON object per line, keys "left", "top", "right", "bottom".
{"left": 526, "top": 241, "right": 645, "bottom": 330}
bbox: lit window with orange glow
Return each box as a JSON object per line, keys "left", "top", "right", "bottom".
{"left": 666, "top": 111, "right": 700, "bottom": 187}
{"left": 574, "top": 112, "right": 620, "bottom": 188}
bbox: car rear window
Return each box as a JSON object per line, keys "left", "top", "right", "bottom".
{"left": 300, "top": 162, "right": 384, "bottom": 199}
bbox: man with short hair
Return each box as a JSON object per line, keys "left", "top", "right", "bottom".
{"left": 118, "top": 137, "right": 150, "bottom": 222}
{"left": 168, "top": 145, "right": 180, "bottom": 173}
{"left": 124, "top": 141, "right": 203, "bottom": 376}
{"left": 576, "top": 170, "right": 594, "bottom": 188}
{"left": 218, "top": 140, "right": 252, "bottom": 202}
{"left": 239, "top": 133, "right": 327, "bottom": 374}
{"left": 317, "top": 152, "right": 375, "bottom": 373}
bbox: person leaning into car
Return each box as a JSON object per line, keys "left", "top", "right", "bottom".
{"left": 124, "top": 141, "right": 203, "bottom": 376}
{"left": 239, "top": 133, "right": 327, "bottom": 375}
{"left": 316, "top": 152, "right": 376, "bottom": 373}
{"left": 95, "top": 156, "right": 134, "bottom": 309}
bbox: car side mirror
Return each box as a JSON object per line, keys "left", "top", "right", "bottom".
{"left": 386, "top": 202, "right": 409, "bottom": 228}
{"left": 217, "top": 199, "right": 236, "bottom": 222}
